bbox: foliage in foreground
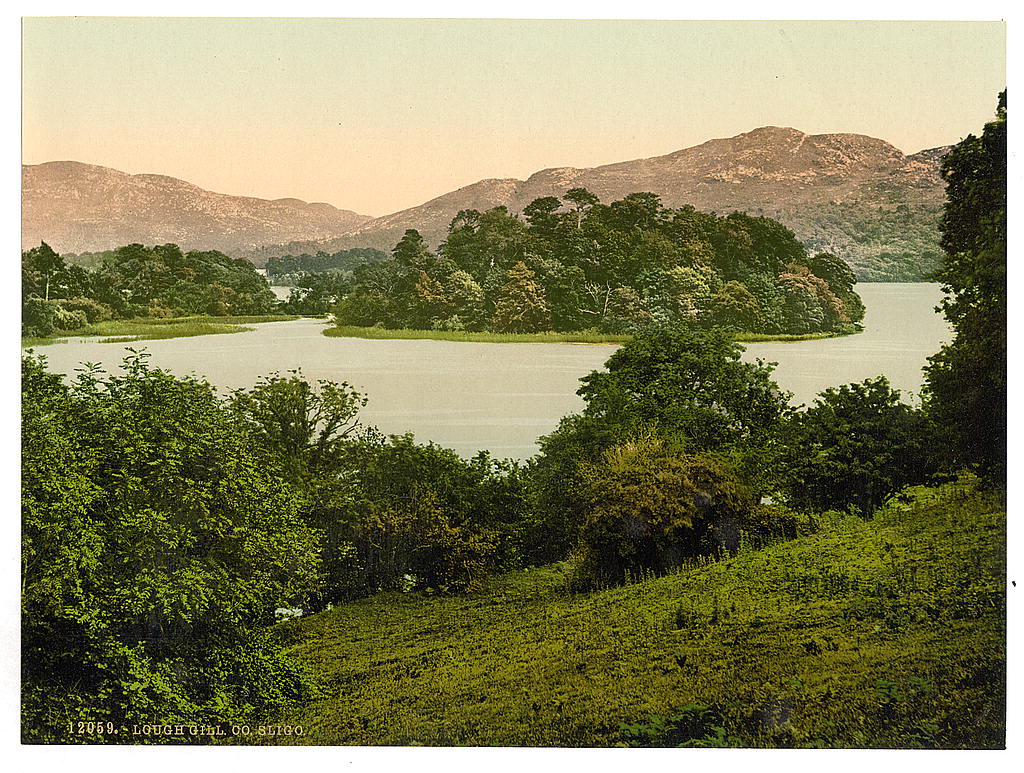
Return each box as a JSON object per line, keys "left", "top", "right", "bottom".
{"left": 21, "top": 353, "right": 323, "bottom": 742}
{"left": 777, "top": 376, "right": 940, "bottom": 514}
{"left": 924, "top": 91, "right": 1006, "bottom": 482}
{"left": 258, "top": 476, "right": 1005, "bottom": 748}
{"left": 530, "top": 327, "right": 791, "bottom": 565}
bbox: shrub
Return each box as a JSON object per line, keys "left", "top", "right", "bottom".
{"left": 61, "top": 296, "right": 114, "bottom": 323}
{"left": 332, "top": 434, "right": 530, "bottom": 596}
{"left": 572, "top": 432, "right": 753, "bottom": 586}
{"left": 52, "top": 306, "right": 88, "bottom": 331}
{"left": 778, "top": 376, "right": 939, "bottom": 514}
{"left": 21, "top": 353, "right": 323, "bottom": 742}
{"left": 22, "top": 297, "right": 56, "bottom": 337}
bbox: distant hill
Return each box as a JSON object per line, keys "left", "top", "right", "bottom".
{"left": 251, "top": 127, "right": 949, "bottom": 281}
{"left": 22, "top": 161, "right": 372, "bottom": 255}
{"left": 24, "top": 127, "right": 949, "bottom": 280}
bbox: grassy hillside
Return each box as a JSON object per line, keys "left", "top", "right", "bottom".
{"left": 259, "top": 476, "right": 1004, "bottom": 748}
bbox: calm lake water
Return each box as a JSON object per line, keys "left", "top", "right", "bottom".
{"left": 37, "top": 283, "right": 950, "bottom": 459}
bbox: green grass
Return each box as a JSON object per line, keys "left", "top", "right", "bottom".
{"left": 20, "top": 336, "right": 66, "bottom": 347}
{"left": 732, "top": 331, "right": 849, "bottom": 343}
{"left": 20, "top": 315, "right": 300, "bottom": 346}
{"left": 256, "top": 476, "right": 1004, "bottom": 748}
{"left": 324, "top": 326, "right": 851, "bottom": 345}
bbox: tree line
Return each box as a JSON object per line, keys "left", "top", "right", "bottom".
{"left": 22, "top": 242, "right": 279, "bottom": 337}
{"left": 265, "top": 247, "right": 387, "bottom": 284}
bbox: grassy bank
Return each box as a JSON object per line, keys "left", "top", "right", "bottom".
{"left": 21, "top": 315, "right": 300, "bottom": 346}
{"left": 324, "top": 325, "right": 851, "bottom": 345}
{"left": 259, "top": 476, "right": 1004, "bottom": 748}
{"left": 325, "top": 326, "right": 631, "bottom": 344}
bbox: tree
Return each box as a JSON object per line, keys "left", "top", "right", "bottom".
{"left": 22, "top": 242, "right": 65, "bottom": 301}
{"left": 229, "top": 370, "right": 366, "bottom": 483}
{"left": 778, "top": 377, "right": 938, "bottom": 514}
{"left": 490, "top": 261, "right": 552, "bottom": 333}
{"left": 530, "top": 327, "right": 790, "bottom": 561}
{"left": 775, "top": 265, "right": 848, "bottom": 333}
{"left": 523, "top": 196, "right": 562, "bottom": 239}
{"left": 808, "top": 252, "right": 865, "bottom": 323}
{"left": 563, "top": 187, "right": 600, "bottom": 228}
{"left": 710, "top": 280, "right": 762, "bottom": 331}
{"left": 576, "top": 326, "right": 789, "bottom": 455}
{"left": 392, "top": 229, "right": 435, "bottom": 272}
{"left": 601, "top": 286, "right": 654, "bottom": 333}
{"left": 924, "top": 91, "right": 1006, "bottom": 481}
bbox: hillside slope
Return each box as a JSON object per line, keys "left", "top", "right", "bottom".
{"left": 261, "top": 476, "right": 1005, "bottom": 748}
{"left": 22, "top": 161, "right": 372, "bottom": 255}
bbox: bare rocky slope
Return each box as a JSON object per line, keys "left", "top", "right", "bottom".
{"left": 25, "top": 128, "right": 950, "bottom": 279}
{"left": 22, "top": 161, "right": 372, "bottom": 255}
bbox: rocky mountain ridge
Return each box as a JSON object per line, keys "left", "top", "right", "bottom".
{"left": 22, "top": 161, "right": 372, "bottom": 255}
{"left": 326, "top": 127, "right": 948, "bottom": 279}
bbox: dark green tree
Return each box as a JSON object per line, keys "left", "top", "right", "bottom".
{"left": 490, "top": 261, "right": 551, "bottom": 333}
{"left": 531, "top": 327, "right": 790, "bottom": 562}
{"left": 392, "top": 229, "right": 435, "bottom": 272}
{"left": 924, "top": 91, "right": 1007, "bottom": 481}
{"left": 778, "top": 377, "right": 939, "bottom": 514}
{"left": 576, "top": 326, "right": 789, "bottom": 454}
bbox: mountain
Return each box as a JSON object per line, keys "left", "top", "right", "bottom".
{"left": 21, "top": 161, "right": 372, "bottom": 256}
{"left": 24, "top": 127, "right": 950, "bottom": 280}
{"left": 263, "top": 127, "right": 948, "bottom": 281}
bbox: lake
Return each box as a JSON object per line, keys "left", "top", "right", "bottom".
{"left": 36, "top": 283, "right": 951, "bottom": 459}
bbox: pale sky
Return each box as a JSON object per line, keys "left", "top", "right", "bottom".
{"left": 22, "top": 18, "right": 1006, "bottom": 217}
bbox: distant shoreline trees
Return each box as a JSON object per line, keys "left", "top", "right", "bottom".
{"left": 22, "top": 242, "right": 278, "bottom": 337}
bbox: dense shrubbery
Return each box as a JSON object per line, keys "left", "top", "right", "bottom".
{"left": 334, "top": 434, "right": 532, "bottom": 594}
{"left": 21, "top": 353, "right": 323, "bottom": 742}
{"left": 226, "top": 372, "right": 534, "bottom": 600}
{"left": 531, "top": 326, "right": 792, "bottom": 584}
{"left": 777, "top": 377, "right": 940, "bottom": 514}
{"left": 21, "top": 353, "right": 537, "bottom": 741}
{"left": 572, "top": 433, "right": 754, "bottom": 586}
{"left": 334, "top": 191, "right": 864, "bottom": 336}
{"left": 21, "top": 241, "right": 278, "bottom": 336}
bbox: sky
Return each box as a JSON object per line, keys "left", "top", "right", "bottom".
{"left": 22, "top": 17, "right": 1007, "bottom": 217}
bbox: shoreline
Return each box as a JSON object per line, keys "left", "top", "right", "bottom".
{"left": 323, "top": 325, "right": 859, "bottom": 346}
{"left": 20, "top": 314, "right": 300, "bottom": 347}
